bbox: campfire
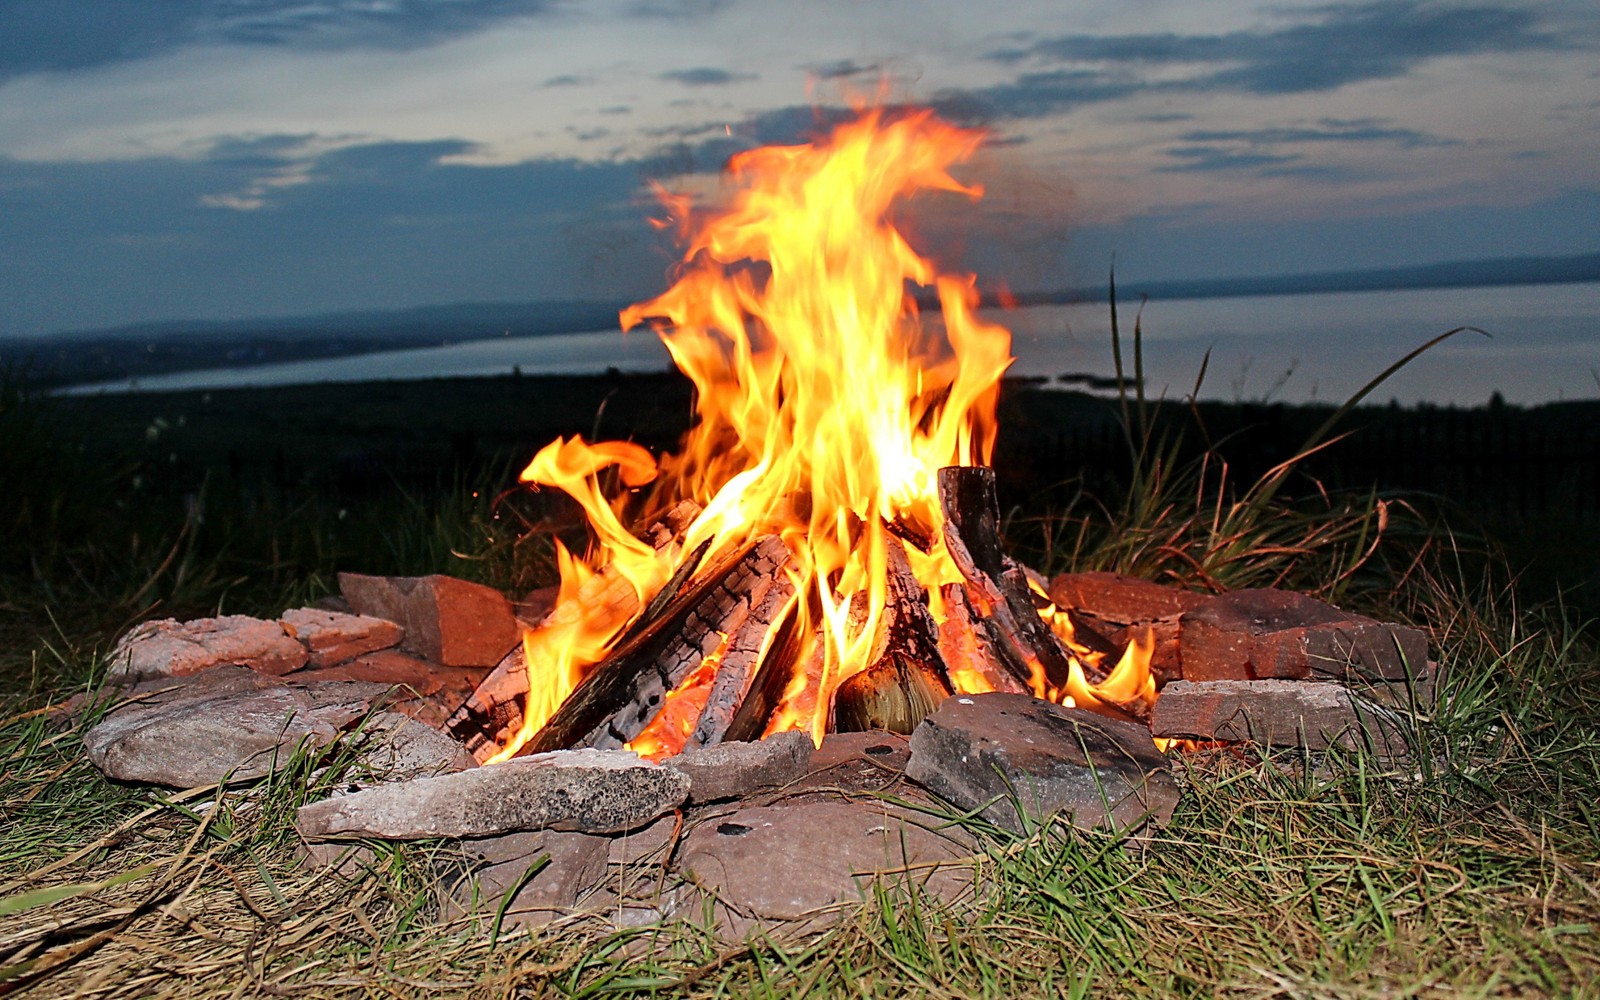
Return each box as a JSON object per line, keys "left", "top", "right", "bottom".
{"left": 445, "top": 108, "right": 1156, "bottom": 766}
{"left": 83, "top": 103, "right": 1432, "bottom": 935}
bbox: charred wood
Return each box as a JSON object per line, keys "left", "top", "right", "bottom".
{"left": 937, "top": 466, "right": 1108, "bottom": 688}
{"left": 688, "top": 574, "right": 799, "bottom": 749}
{"left": 833, "top": 540, "right": 953, "bottom": 735}
{"left": 445, "top": 501, "right": 701, "bottom": 757}
{"left": 520, "top": 535, "right": 788, "bottom": 755}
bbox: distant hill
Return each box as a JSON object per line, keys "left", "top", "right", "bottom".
{"left": 4, "top": 251, "right": 1596, "bottom": 389}
{"left": 1009, "top": 251, "right": 1600, "bottom": 309}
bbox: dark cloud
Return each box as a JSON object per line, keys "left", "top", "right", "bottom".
{"left": 800, "top": 58, "right": 883, "bottom": 80}
{"left": 0, "top": 136, "right": 669, "bottom": 336}
{"left": 989, "top": 1, "right": 1567, "bottom": 99}
{"left": 658, "top": 67, "right": 758, "bottom": 86}
{"left": 0, "top": 0, "right": 560, "bottom": 80}
{"left": 931, "top": 70, "right": 1144, "bottom": 124}
{"left": 542, "top": 73, "right": 590, "bottom": 87}
{"left": 1179, "top": 118, "right": 1456, "bottom": 148}
{"left": 1155, "top": 145, "right": 1303, "bottom": 173}
{"left": 627, "top": 0, "right": 733, "bottom": 19}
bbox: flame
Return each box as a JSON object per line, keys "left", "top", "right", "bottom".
{"left": 496, "top": 105, "right": 1157, "bottom": 761}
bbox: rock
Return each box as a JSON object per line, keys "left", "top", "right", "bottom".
{"left": 108, "top": 615, "right": 308, "bottom": 682}
{"left": 440, "top": 830, "right": 610, "bottom": 928}
{"left": 1150, "top": 679, "right": 1411, "bottom": 753}
{"left": 906, "top": 693, "right": 1179, "bottom": 834}
{"left": 674, "top": 799, "right": 974, "bottom": 935}
{"left": 295, "top": 839, "right": 378, "bottom": 878}
{"left": 663, "top": 731, "right": 813, "bottom": 804}
{"left": 778, "top": 730, "right": 911, "bottom": 796}
{"left": 513, "top": 584, "right": 560, "bottom": 627}
{"left": 607, "top": 814, "right": 678, "bottom": 866}
{"left": 83, "top": 669, "right": 389, "bottom": 786}
{"left": 338, "top": 572, "right": 520, "bottom": 668}
{"left": 296, "top": 748, "right": 689, "bottom": 840}
{"left": 287, "top": 650, "right": 489, "bottom": 730}
{"left": 1046, "top": 572, "right": 1207, "bottom": 685}
{"left": 351, "top": 712, "right": 476, "bottom": 783}
{"left": 1048, "top": 571, "right": 1208, "bottom": 620}
{"left": 279, "top": 607, "right": 404, "bottom": 668}
{"left": 1178, "top": 589, "right": 1429, "bottom": 683}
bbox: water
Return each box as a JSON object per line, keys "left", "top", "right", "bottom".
{"left": 59, "top": 282, "right": 1600, "bottom": 406}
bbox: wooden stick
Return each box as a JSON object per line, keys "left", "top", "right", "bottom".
{"left": 520, "top": 535, "right": 786, "bottom": 755}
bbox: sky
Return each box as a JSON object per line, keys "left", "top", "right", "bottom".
{"left": 0, "top": 0, "right": 1597, "bottom": 339}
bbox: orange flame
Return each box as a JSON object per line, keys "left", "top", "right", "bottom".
{"left": 496, "top": 105, "right": 1156, "bottom": 762}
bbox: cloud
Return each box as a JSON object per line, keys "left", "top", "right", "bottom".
{"left": 1177, "top": 119, "right": 1455, "bottom": 149}
{"left": 0, "top": 135, "right": 669, "bottom": 336}
{"left": 1155, "top": 145, "right": 1303, "bottom": 173}
{"left": 970, "top": 0, "right": 1571, "bottom": 120}
{"left": 659, "top": 67, "right": 758, "bottom": 86}
{"left": 0, "top": 0, "right": 561, "bottom": 81}
{"left": 800, "top": 59, "right": 883, "bottom": 81}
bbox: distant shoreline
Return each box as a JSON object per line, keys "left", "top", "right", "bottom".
{"left": 996, "top": 252, "right": 1600, "bottom": 311}
{"left": 5, "top": 259, "right": 1596, "bottom": 395}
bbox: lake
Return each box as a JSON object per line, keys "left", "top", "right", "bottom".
{"left": 60, "top": 281, "right": 1600, "bottom": 406}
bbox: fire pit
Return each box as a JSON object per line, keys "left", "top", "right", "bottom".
{"left": 79, "top": 106, "right": 1432, "bottom": 936}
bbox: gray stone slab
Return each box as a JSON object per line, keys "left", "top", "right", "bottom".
{"left": 662, "top": 730, "right": 813, "bottom": 804}
{"left": 296, "top": 748, "right": 690, "bottom": 840}
{"left": 906, "top": 693, "right": 1179, "bottom": 834}
{"left": 83, "top": 673, "right": 386, "bottom": 786}
{"left": 440, "top": 830, "right": 610, "bottom": 928}
{"left": 1149, "top": 679, "right": 1411, "bottom": 753}
{"left": 674, "top": 799, "right": 974, "bottom": 935}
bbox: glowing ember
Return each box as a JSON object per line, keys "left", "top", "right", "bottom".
{"left": 487, "top": 106, "right": 1154, "bottom": 764}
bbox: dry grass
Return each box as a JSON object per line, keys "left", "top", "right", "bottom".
{"left": 4, "top": 351, "right": 1599, "bottom": 996}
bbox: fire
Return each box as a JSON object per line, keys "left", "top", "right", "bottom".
{"left": 488, "top": 106, "right": 1155, "bottom": 764}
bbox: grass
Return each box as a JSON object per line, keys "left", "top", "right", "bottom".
{"left": 2, "top": 359, "right": 1599, "bottom": 997}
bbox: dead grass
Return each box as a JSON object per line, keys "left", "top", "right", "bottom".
{"left": 4, "top": 352, "right": 1599, "bottom": 997}
{"left": 4, "top": 572, "right": 1598, "bottom": 997}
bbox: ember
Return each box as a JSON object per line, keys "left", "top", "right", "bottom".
{"left": 466, "top": 107, "right": 1157, "bottom": 764}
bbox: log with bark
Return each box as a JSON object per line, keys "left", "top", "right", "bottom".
{"left": 518, "top": 535, "right": 791, "bottom": 755}
{"left": 937, "top": 466, "right": 1108, "bottom": 691}
{"left": 445, "top": 499, "right": 700, "bottom": 759}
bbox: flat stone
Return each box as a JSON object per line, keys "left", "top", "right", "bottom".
{"left": 772, "top": 730, "right": 912, "bottom": 797}
{"left": 663, "top": 731, "right": 813, "bottom": 804}
{"left": 295, "top": 748, "right": 689, "bottom": 840}
{"left": 1047, "top": 572, "right": 1205, "bottom": 685}
{"left": 674, "top": 799, "right": 974, "bottom": 934}
{"left": 83, "top": 670, "right": 388, "bottom": 786}
{"left": 295, "top": 839, "right": 378, "bottom": 878}
{"left": 1150, "top": 679, "right": 1411, "bottom": 753}
{"left": 1178, "top": 589, "right": 1429, "bottom": 683}
{"left": 440, "top": 830, "right": 610, "bottom": 928}
{"left": 906, "top": 693, "right": 1179, "bottom": 834}
{"left": 350, "top": 712, "right": 476, "bottom": 784}
{"left": 338, "top": 572, "right": 519, "bottom": 668}
{"left": 279, "top": 607, "right": 404, "bottom": 668}
{"left": 607, "top": 814, "right": 678, "bottom": 866}
{"left": 108, "top": 615, "right": 308, "bottom": 682}
{"left": 288, "top": 650, "right": 489, "bottom": 730}
{"left": 1047, "top": 571, "right": 1209, "bottom": 620}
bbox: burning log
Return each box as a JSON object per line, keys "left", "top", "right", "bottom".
{"left": 447, "top": 500, "right": 702, "bottom": 759}
{"left": 687, "top": 574, "right": 799, "bottom": 748}
{"left": 935, "top": 583, "right": 1030, "bottom": 696}
{"left": 833, "top": 539, "right": 953, "bottom": 734}
{"left": 937, "top": 467, "right": 1107, "bottom": 690}
{"left": 520, "top": 535, "right": 790, "bottom": 755}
